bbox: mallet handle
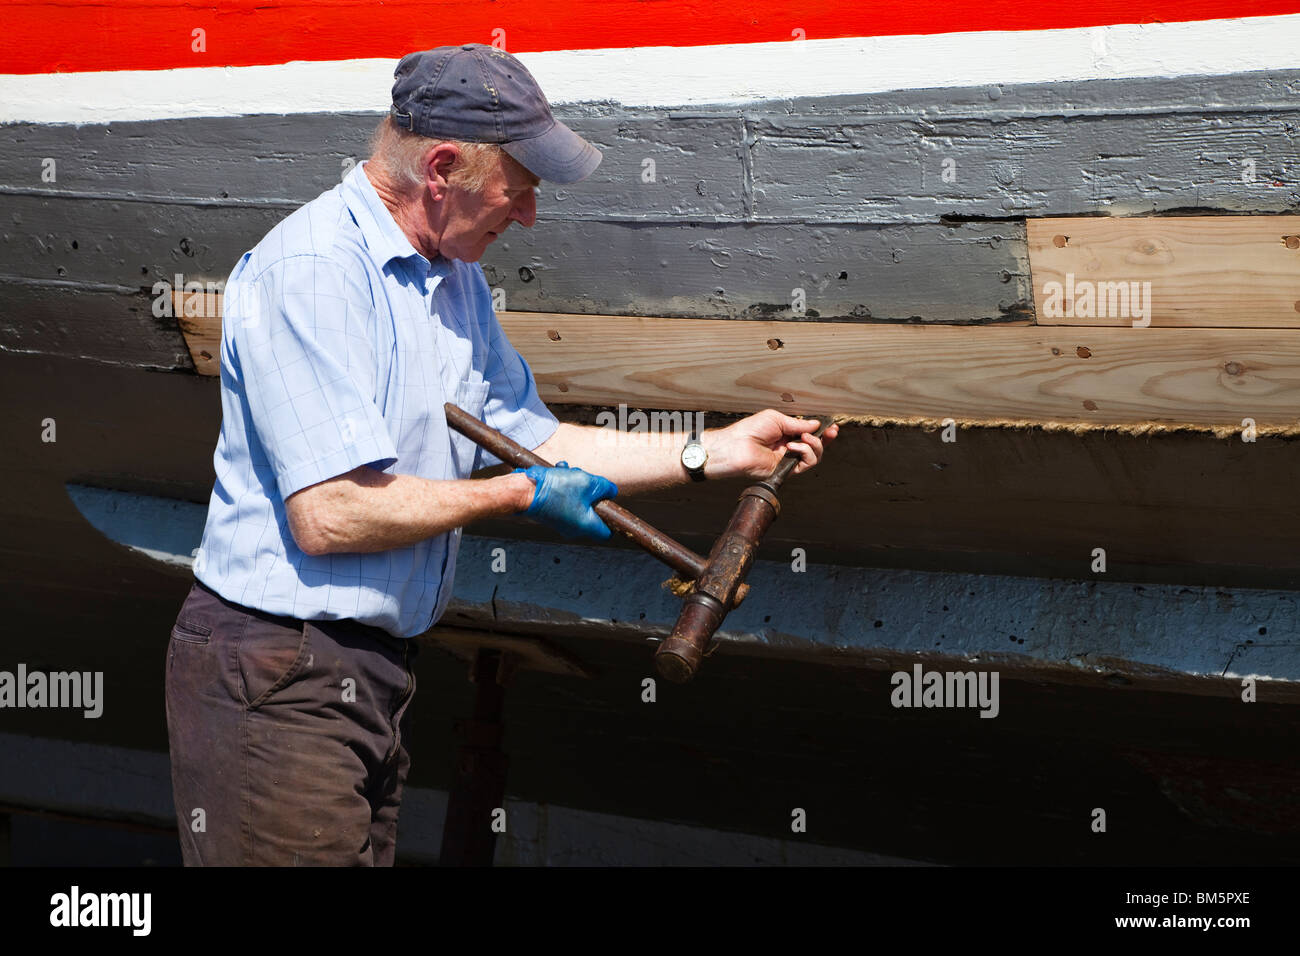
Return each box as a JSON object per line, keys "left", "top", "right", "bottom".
{"left": 444, "top": 402, "right": 712, "bottom": 583}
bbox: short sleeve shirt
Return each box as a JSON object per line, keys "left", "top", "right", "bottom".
{"left": 194, "top": 161, "right": 558, "bottom": 637}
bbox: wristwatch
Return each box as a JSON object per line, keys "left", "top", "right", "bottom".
{"left": 681, "top": 429, "right": 708, "bottom": 482}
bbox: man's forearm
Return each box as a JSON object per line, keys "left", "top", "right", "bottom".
{"left": 287, "top": 466, "right": 535, "bottom": 556}
{"left": 534, "top": 421, "right": 707, "bottom": 496}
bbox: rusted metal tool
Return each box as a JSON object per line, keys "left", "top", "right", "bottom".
{"left": 653, "top": 417, "right": 832, "bottom": 682}
{"left": 444, "top": 402, "right": 831, "bottom": 682}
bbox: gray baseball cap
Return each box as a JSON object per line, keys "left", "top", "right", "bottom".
{"left": 390, "top": 44, "right": 602, "bottom": 185}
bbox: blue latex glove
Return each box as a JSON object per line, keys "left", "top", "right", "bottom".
{"left": 513, "top": 461, "right": 619, "bottom": 540}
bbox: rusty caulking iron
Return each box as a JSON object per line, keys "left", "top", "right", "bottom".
{"left": 444, "top": 403, "right": 834, "bottom": 683}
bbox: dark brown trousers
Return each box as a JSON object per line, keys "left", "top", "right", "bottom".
{"left": 164, "top": 579, "right": 419, "bottom": 866}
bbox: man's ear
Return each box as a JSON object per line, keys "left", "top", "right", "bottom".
{"left": 423, "top": 143, "right": 461, "bottom": 198}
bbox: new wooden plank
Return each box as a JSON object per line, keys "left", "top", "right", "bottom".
{"left": 176, "top": 304, "right": 1300, "bottom": 428}
{"left": 1028, "top": 216, "right": 1300, "bottom": 328}
{"left": 502, "top": 312, "right": 1300, "bottom": 427}
{"left": 171, "top": 289, "right": 222, "bottom": 373}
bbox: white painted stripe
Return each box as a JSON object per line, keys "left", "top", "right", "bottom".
{"left": 3, "top": 13, "right": 1300, "bottom": 123}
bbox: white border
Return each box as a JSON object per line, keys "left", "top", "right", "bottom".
{"left": 3, "top": 14, "right": 1300, "bottom": 123}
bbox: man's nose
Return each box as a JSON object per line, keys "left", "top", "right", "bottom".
{"left": 511, "top": 188, "right": 537, "bottom": 228}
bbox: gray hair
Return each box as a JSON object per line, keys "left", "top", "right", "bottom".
{"left": 367, "top": 114, "right": 505, "bottom": 195}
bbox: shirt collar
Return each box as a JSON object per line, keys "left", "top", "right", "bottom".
{"left": 342, "top": 160, "right": 454, "bottom": 282}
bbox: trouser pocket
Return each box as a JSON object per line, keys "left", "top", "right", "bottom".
{"left": 237, "top": 615, "right": 312, "bottom": 710}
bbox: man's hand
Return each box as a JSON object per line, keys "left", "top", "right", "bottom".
{"left": 529, "top": 411, "right": 838, "bottom": 499}
{"left": 702, "top": 410, "right": 839, "bottom": 481}
{"left": 513, "top": 461, "right": 619, "bottom": 540}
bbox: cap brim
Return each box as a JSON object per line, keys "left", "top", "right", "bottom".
{"left": 501, "top": 119, "right": 602, "bottom": 185}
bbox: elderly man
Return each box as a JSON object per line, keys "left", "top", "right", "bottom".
{"left": 165, "top": 43, "right": 836, "bottom": 866}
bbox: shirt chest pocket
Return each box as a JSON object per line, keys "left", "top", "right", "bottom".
{"left": 447, "top": 377, "right": 491, "bottom": 476}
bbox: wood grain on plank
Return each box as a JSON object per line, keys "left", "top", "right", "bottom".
{"left": 177, "top": 302, "right": 1300, "bottom": 428}
{"left": 1028, "top": 216, "right": 1300, "bottom": 328}
{"left": 171, "top": 290, "right": 222, "bottom": 373}
{"left": 503, "top": 312, "right": 1300, "bottom": 427}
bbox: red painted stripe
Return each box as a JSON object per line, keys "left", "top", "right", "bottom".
{"left": 2, "top": 1, "right": 1298, "bottom": 75}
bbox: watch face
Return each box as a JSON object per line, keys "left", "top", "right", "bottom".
{"left": 682, "top": 443, "right": 707, "bottom": 469}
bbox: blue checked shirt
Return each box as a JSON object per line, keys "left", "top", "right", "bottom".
{"left": 194, "top": 161, "right": 559, "bottom": 637}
